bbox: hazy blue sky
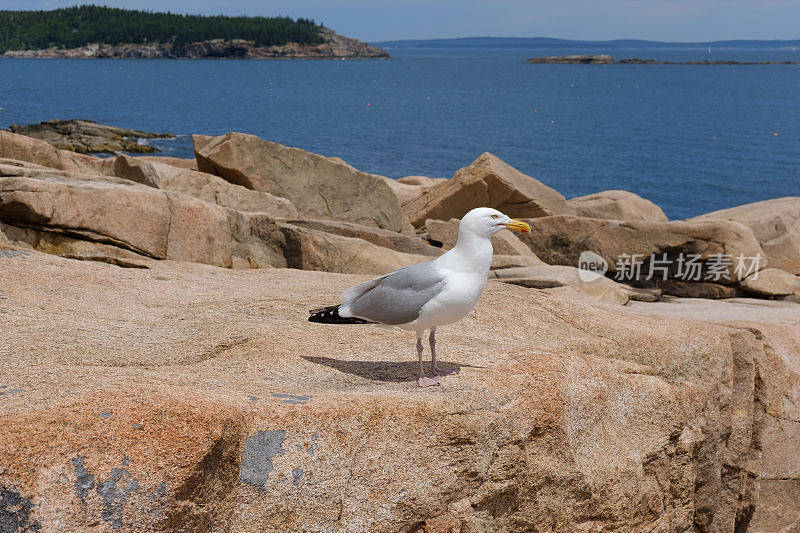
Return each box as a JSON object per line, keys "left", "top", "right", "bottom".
{"left": 2, "top": 1, "right": 799, "bottom": 42}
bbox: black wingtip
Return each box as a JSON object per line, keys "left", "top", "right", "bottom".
{"left": 308, "top": 305, "right": 372, "bottom": 325}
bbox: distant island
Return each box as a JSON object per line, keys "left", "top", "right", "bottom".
{"left": 376, "top": 36, "right": 800, "bottom": 50}
{"left": 0, "top": 5, "right": 389, "bottom": 59}
{"left": 526, "top": 54, "right": 798, "bottom": 65}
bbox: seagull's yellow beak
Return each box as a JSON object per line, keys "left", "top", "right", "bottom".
{"left": 504, "top": 219, "right": 531, "bottom": 234}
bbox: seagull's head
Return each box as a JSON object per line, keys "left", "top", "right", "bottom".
{"left": 459, "top": 207, "right": 531, "bottom": 238}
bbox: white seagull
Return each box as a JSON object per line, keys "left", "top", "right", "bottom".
{"left": 308, "top": 207, "right": 531, "bottom": 387}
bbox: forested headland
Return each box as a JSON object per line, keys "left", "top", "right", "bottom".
{"left": 0, "top": 5, "right": 325, "bottom": 52}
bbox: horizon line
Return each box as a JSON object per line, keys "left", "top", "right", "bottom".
{"left": 372, "top": 36, "right": 800, "bottom": 45}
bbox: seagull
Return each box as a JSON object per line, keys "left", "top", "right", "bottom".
{"left": 308, "top": 207, "right": 531, "bottom": 387}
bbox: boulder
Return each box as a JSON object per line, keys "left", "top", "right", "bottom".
{"left": 110, "top": 155, "right": 299, "bottom": 218}
{"left": 285, "top": 219, "right": 440, "bottom": 257}
{"left": 164, "top": 193, "right": 235, "bottom": 267}
{"left": 403, "top": 152, "right": 573, "bottom": 227}
{"left": 739, "top": 268, "right": 800, "bottom": 297}
{"left": 268, "top": 220, "right": 431, "bottom": 275}
{"left": 0, "top": 221, "right": 153, "bottom": 268}
{"left": 489, "top": 255, "right": 544, "bottom": 270}
{"left": 0, "top": 172, "right": 171, "bottom": 258}
{"left": 656, "top": 280, "right": 738, "bottom": 299}
{"left": 194, "top": 133, "right": 411, "bottom": 233}
{"left": 490, "top": 264, "right": 632, "bottom": 305}
{"left": 567, "top": 189, "right": 668, "bottom": 221}
{"left": 381, "top": 177, "right": 427, "bottom": 205}
{"left": 624, "top": 286, "right": 662, "bottom": 302}
{"left": 0, "top": 165, "right": 440, "bottom": 274}
{"left": 518, "top": 215, "right": 765, "bottom": 284}
{"left": 397, "top": 175, "right": 447, "bottom": 188}
{"left": 424, "top": 218, "right": 539, "bottom": 257}
{"left": 0, "top": 168, "right": 288, "bottom": 269}
{"left": 0, "top": 158, "right": 53, "bottom": 171}
{"left": 192, "top": 134, "right": 214, "bottom": 155}
{"left": 112, "top": 153, "right": 162, "bottom": 188}
{"left": 382, "top": 175, "right": 447, "bottom": 205}
{"left": 135, "top": 155, "right": 199, "bottom": 170}
{"left": 4, "top": 253, "right": 795, "bottom": 530}
{"left": 0, "top": 130, "right": 99, "bottom": 173}
{"left": 692, "top": 197, "right": 800, "bottom": 275}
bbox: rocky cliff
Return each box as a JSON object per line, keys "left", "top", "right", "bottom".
{"left": 2, "top": 28, "right": 389, "bottom": 59}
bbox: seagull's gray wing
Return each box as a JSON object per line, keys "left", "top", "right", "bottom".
{"left": 340, "top": 261, "right": 445, "bottom": 325}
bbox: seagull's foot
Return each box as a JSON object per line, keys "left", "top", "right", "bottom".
{"left": 434, "top": 367, "right": 460, "bottom": 377}
{"left": 417, "top": 376, "right": 441, "bottom": 388}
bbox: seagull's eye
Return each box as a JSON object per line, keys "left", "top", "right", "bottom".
{"left": 490, "top": 214, "right": 499, "bottom": 219}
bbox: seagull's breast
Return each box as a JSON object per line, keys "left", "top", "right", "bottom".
{"left": 413, "top": 269, "right": 487, "bottom": 329}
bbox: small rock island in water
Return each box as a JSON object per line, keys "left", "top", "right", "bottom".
{"left": 526, "top": 54, "right": 798, "bottom": 65}
{"left": 0, "top": 5, "right": 389, "bottom": 59}
{"left": 9, "top": 119, "right": 173, "bottom": 154}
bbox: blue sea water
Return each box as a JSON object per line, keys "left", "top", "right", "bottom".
{"left": 1, "top": 46, "right": 798, "bottom": 219}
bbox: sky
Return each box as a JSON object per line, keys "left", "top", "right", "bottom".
{"left": 2, "top": 0, "right": 800, "bottom": 42}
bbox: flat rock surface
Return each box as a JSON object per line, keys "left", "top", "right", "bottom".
{"left": 628, "top": 296, "right": 800, "bottom": 324}
{"left": 2, "top": 250, "right": 798, "bottom": 531}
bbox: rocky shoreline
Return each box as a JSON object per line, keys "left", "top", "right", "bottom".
{"left": 2, "top": 122, "right": 799, "bottom": 300}
{"left": 9, "top": 119, "right": 172, "bottom": 154}
{"left": 526, "top": 54, "right": 798, "bottom": 65}
{"left": 1, "top": 123, "right": 799, "bottom": 531}
{"left": 1, "top": 28, "right": 389, "bottom": 59}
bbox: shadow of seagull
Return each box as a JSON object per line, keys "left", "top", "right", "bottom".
{"left": 301, "top": 356, "right": 484, "bottom": 383}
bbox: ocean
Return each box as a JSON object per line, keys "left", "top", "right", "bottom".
{"left": 1, "top": 45, "right": 798, "bottom": 219}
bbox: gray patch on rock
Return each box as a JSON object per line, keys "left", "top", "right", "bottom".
{"left": 239, "top": 430, "right": 286, "bottom": 488}
{"left": 99, "top": 411, "right": 112, "bottom": 419}
{"left": 307, "top": 434, "right": 319, "bottom": 456}
{"left": 132, "top": 423, "right": 143, "bottom": 430}
{"left": 0, "top": 485, "right": 41, "bottom": 532}
{"left": 292, "top": 468, "right": 303, "bottom": 486}
{"left": 96, "top": 467, "right": 139, "bottom": 529}
{"left": 248, "top": 395, "right": 258, "bottom": 402}
{"left": 72, "top": 457, "right": 95, "bottom": 506}
{"left": 272, "top": 393, "right": 312, "bottom": 405}
{"left": 0, "top": 388, "right": 23, "bottom": 396}
{"left": 0, "top": 487, "right": 37, "bottom": 530}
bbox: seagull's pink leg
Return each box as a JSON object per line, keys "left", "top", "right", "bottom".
{"left": 431, "top": 328, "right": 459, "bottom": 377}
{"left": 417, "top": 334, "right": 440, "bottom": 387}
